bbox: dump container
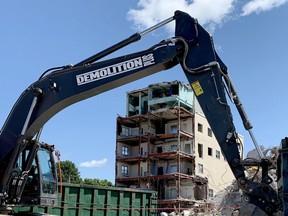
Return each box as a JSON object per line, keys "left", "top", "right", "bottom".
{"left": 13, "top": 183, "right": 158, "bottom": 216}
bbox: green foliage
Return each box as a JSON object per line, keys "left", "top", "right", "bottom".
{"left": 82, "top": 178, "right": 113, "bottom": 187}
{"left": 58, "top": 160, "right": 81, "bottom": 184}
{"left": 57, "top": 160, "right": 113, "bottom": 187}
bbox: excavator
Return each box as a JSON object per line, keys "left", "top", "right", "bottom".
{"left": 0, "top": 10, "right": 286, "bottom": 215}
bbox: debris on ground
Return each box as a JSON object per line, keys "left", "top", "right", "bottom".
{"left": 160, "top": 146, "right": 280, "bottom": 216}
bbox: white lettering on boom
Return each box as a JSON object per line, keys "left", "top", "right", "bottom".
{"left": 76, "top": 55, "right": 155, "bottom": 86}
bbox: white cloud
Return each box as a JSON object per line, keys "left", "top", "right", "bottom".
{"left": 127, "top": 0, "right": 288, "bottom": 34}
{"left": 127, "top": 0, "right": 236, "bottom": 34}
{"left": 79, "top": 158, "right": 108, "bottom": 168}
{"left": 241, "top": 0, "right": 288, "bottom": 16}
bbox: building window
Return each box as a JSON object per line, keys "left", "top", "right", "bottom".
{"left": 182, "top": 123, "right": 187, "bottom": 132}
{"left": 197, "top": 123, "right": 203, "bottom": 133}
{"left": 208, "top": 128, "right": 213, "bottom": 137}
{"left": 185, "top": 143, "right": 191, "bottom": 154}
{"left": 198, "top": 164, "right": 203, "bottom": 174}
{"left": 122, "top": 165, "right": 128, "bottom": 175}
{"left": 208, "top": 147, "right": 213, "bottom": 156}
{"left": 171, "top": 145, "right": 177, "bottom": 151}
{"left": 216, "top": 150, "right": 220, "bottom": 159}
{"left": 121, "top": 126, "right": 129, "bottom": 136}
{"left": 122, "top": 146, "right": 128, "bottom": 156}
{"left": 208, "top": 189, "right": 214, "bottom": 198}
{"left": 171, "top": 125, "right": 177, "bottom": 134}
{"left": 198, "top": 143, "right": 203, "bottom": 158}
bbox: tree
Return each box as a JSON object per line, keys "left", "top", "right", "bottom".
{"left": 58, "top": 160, "right": 81, "bottom": 184}
{"left": 57, "top": 160, "right": 113, "bottom": 186}
{"left": 82, "top": 178, "right": 113, "bottom": 187}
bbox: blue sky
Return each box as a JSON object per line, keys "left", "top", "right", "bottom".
{"left": 0, "top": 1, "right": 287, "bottom": 182}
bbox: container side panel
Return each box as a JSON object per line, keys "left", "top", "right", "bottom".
{"left": 12, "top": 184, "right": 158, "bottom": 216}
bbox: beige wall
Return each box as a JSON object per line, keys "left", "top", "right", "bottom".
{"left": 140, "top": 142, "right": 148, "bottom": 156}
{"left": 117, "top": 142, "right": 151, "bottom": 157}
{"left": 164, "top": 180, "right": 194, "bottom": 200}
{"left": 165, "top": 119, "right": 193, "bottom": 134}
{"left": 140, "top": 161, "right": 148, "bottom": 176}
{"left": 194, "top": 112, "right": 237, "bottom": 196}
{"left": 116, "top": 142, "right": 137, "bottom": 157}
{"left": 141, "top": 122, "right": 156, "bottom": 134}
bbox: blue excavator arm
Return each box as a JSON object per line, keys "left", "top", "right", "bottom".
{"left": 0, "top": 10, "right": 284, "bottom": 215}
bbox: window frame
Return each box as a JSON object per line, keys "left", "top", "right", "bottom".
{"left": 198, "top": 143, "right": 203, "bottom": 158}
{"left": 170, "top": 125, "right": 178, "bottom": 134}
{"left": 197, "top": 123, "right": 203, "bottom": 133}
{"left": 208, "top": 189, "right": 214, "bottom": 198}
{"left": 208, "top": 128, "right": 213, "bottom": 137}
{"left": 198, "top": 163, "right": 203, "bottom": 174}
{"left": 122, "top": 165, "right": 128, "bottom": 175}
{"left": 122, "top": 146, "right": 128, "bottom": 156}
{"left": 208, "top": 147, "right": 213, "bottom": 156}
{"left": 216, "top": 150, "right": 221, "bottom": 159}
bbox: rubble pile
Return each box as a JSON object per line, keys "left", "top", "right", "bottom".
{"left": 211, "top": 145, "right": 279, "bottom": 216}
{"left": 160, "top": 209, "right": 221, "bottom": 216}
{"left": 159, "top": 146, "right": 279, "bottom": 215}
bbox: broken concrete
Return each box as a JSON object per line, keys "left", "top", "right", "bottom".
{"left": 159, "top": 146, "right": 280, "bottom": 215}
{"left": 210, "top": 146, "right": 279, "bottom": 215}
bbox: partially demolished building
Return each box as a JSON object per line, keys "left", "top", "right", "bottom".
{"left": 115, "top": 80, "right": 237, "bottom": 210}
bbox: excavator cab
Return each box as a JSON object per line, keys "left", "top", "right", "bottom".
{"left": 11, "top": 142, "right": 58, "bottom": 206}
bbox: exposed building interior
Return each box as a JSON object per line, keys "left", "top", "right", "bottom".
{"left": 115, "top": 81, "right": 210, "bottom": 210}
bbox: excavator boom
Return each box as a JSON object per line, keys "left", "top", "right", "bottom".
{"left": 0, "top": 10, "right": 284, "bottom": 215}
